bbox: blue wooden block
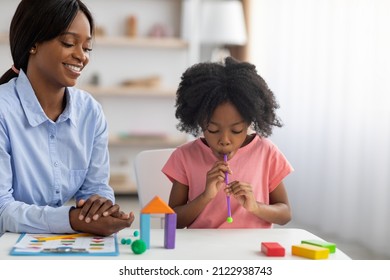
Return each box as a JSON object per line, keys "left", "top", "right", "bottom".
{"left": 140, "top": 213, "right": 151, "bottom": 249}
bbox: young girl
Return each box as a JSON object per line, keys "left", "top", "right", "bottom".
{"left": 162, "top": 57, "right": 293, "bottom": 228}
{"left": 0, "top": 0, "right": 134, "bottom": 236}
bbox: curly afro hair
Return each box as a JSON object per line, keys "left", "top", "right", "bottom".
{"left": 175, "top": 56, "right": 282, "bottom": 137}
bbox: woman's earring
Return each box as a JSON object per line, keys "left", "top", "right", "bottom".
{"left": 29, "top": 48, "right": 36, "bottom": 54}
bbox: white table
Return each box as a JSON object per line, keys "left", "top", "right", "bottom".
{"left": 0, "top": 228, "right": 351, "bottom": 260}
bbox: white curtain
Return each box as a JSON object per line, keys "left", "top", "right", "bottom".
{"left": 249, "top": 0, "right": 390, "bottom": 257}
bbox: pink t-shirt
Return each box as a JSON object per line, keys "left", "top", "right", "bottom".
{"left": 162, "top": 134, "right": 293, "bottom": 228}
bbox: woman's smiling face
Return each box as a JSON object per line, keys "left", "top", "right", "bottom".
{"left": 28, "top": 11, "right": 92, "bottom": 89}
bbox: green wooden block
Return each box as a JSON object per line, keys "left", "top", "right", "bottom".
{"left": 301, "top": 239, "right": 336, "bottom": 253}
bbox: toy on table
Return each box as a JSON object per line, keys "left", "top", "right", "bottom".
{"left": 121, "top": 238, "right": 132, "bottom": 245}
{"left": 140, "top": 196, "right": 177, "bottom": 250}
{"left": 224, "top": 154, "right": 233, "bottom": 223}
{"left": 131, "top": 239, "right": 147, "bottom": 254}
{"left": 301, "top": 239, "right": 336, "bottom": 253}
{"left": 121, "top": 231, "right": 141, "bottom": 246}
{"left": 292, "top": 244, "right": 329, "bottom": 259}
{"left": 261, "top": 242, "right": 285, "bottom": 257}
{"left": 121, "top": 230, "right": 147, "bottom": 254}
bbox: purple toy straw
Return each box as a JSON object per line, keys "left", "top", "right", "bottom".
{"left": 224, "top": 154, "right": 233, "bottom": 223}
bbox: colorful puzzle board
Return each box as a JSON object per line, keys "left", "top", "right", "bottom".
{"left": 10, "top": 233, "right": 118, "bottom": 256}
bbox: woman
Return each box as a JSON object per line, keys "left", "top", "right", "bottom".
{"left": 0, "top": 0, "right": 134, "bottom": 236}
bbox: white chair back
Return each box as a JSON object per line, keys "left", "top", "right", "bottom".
{"left": 133, "top": 148, "right": 174, "bottom": 210}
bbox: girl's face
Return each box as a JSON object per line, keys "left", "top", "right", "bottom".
{"left": 203, "top": 102, "right": 249, "bottom": 160}
{"left": 28, "top": 11, "right": 92, "bottom": 89}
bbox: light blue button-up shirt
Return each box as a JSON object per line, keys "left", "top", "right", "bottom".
{"left": 0, "top": 70, "right": 114, "bottom": 234}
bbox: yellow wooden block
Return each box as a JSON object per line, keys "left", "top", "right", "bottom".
{"left": 292, "top": 244, "right": 329, "bottom": 259}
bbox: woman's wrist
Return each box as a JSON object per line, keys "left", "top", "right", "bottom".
{"left": 69, "top": 206, "right": 81, "bottom": 232}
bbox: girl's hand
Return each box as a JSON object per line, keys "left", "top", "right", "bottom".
{"left": 77, "top": 194, "right": 121, "bottom": 223}
{"left": 225, "top": 181, "right": 258, "bottom": 212}
{"left": 203, "top": 160, "right": 232, "bottom": 200}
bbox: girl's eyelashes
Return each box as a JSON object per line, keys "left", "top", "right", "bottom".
{"left": 207, "top": 129, "right": 244, "bottom": 134}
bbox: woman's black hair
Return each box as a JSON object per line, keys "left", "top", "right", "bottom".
{"left": 175, "top": 56, "right": 282, "bottom": 137}
{"left": 0, "top": 0, "right": 94, "bottom": 84}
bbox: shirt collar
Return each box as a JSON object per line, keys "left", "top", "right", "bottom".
{"left": 58, "top": 88, "right": 78, "bottom": 127}
{"left": 16, "top": 70, "right": 78, "bottom": 127}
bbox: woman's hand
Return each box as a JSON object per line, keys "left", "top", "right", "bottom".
{"left": 69, "top": 207, "right": 135, "bottom": 236}
{"left": 76, "top": 194, "right": 122, "bottom": 223}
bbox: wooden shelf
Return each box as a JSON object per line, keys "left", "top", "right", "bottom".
{"left": 0, "top": 34, "right": 188, "bottom": 49}
{"left": 82, "top": 85, "right": 176, "bottom": 98}
{"left": 94, "top": 36, "right": 188, "bottom": 49}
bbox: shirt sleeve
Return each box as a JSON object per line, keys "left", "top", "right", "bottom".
{"left": 0, "top": 201, "right": 75, "bottom": 233}
{"left": 162, "top": 148, "right": 189, "bottom": 186}
{"left": 267, "top": 143, "right": 294, "bottom": 192}
{"left": 0, "top": 115, "right": 76, "bottom": 233}
{"left": 73, "top": 100, "right": 115, "bottom": 203}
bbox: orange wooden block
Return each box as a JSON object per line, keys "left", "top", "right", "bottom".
{"left": 141, "top": 196, "right": 175, "bottom": 214}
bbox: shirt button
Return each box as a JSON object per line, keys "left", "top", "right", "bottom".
{"left": 54, "top": 162, "right": 59, "bottom": 167}
{"left": 50, "top": 135, "right": 55, "bottom": 139}
{"left": 56, "top": 190, "right": 60, "bottom": 194}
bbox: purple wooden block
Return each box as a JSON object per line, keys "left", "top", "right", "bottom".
{"left": 164, "top": 213, "right": 177, "bottom": 249}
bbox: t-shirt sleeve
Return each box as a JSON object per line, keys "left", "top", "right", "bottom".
{"left": 268, "top": 144, "right": 294, "bottom": 192}
{"left": 161, "top": 148, "right": 189, "bottom": 186}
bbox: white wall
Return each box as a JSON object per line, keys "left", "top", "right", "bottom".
{"left": 0, "top": 0, "right": 18, "bottom": 72}
{"left": 249, "top": 0, "right": 390, "bottom": 258}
